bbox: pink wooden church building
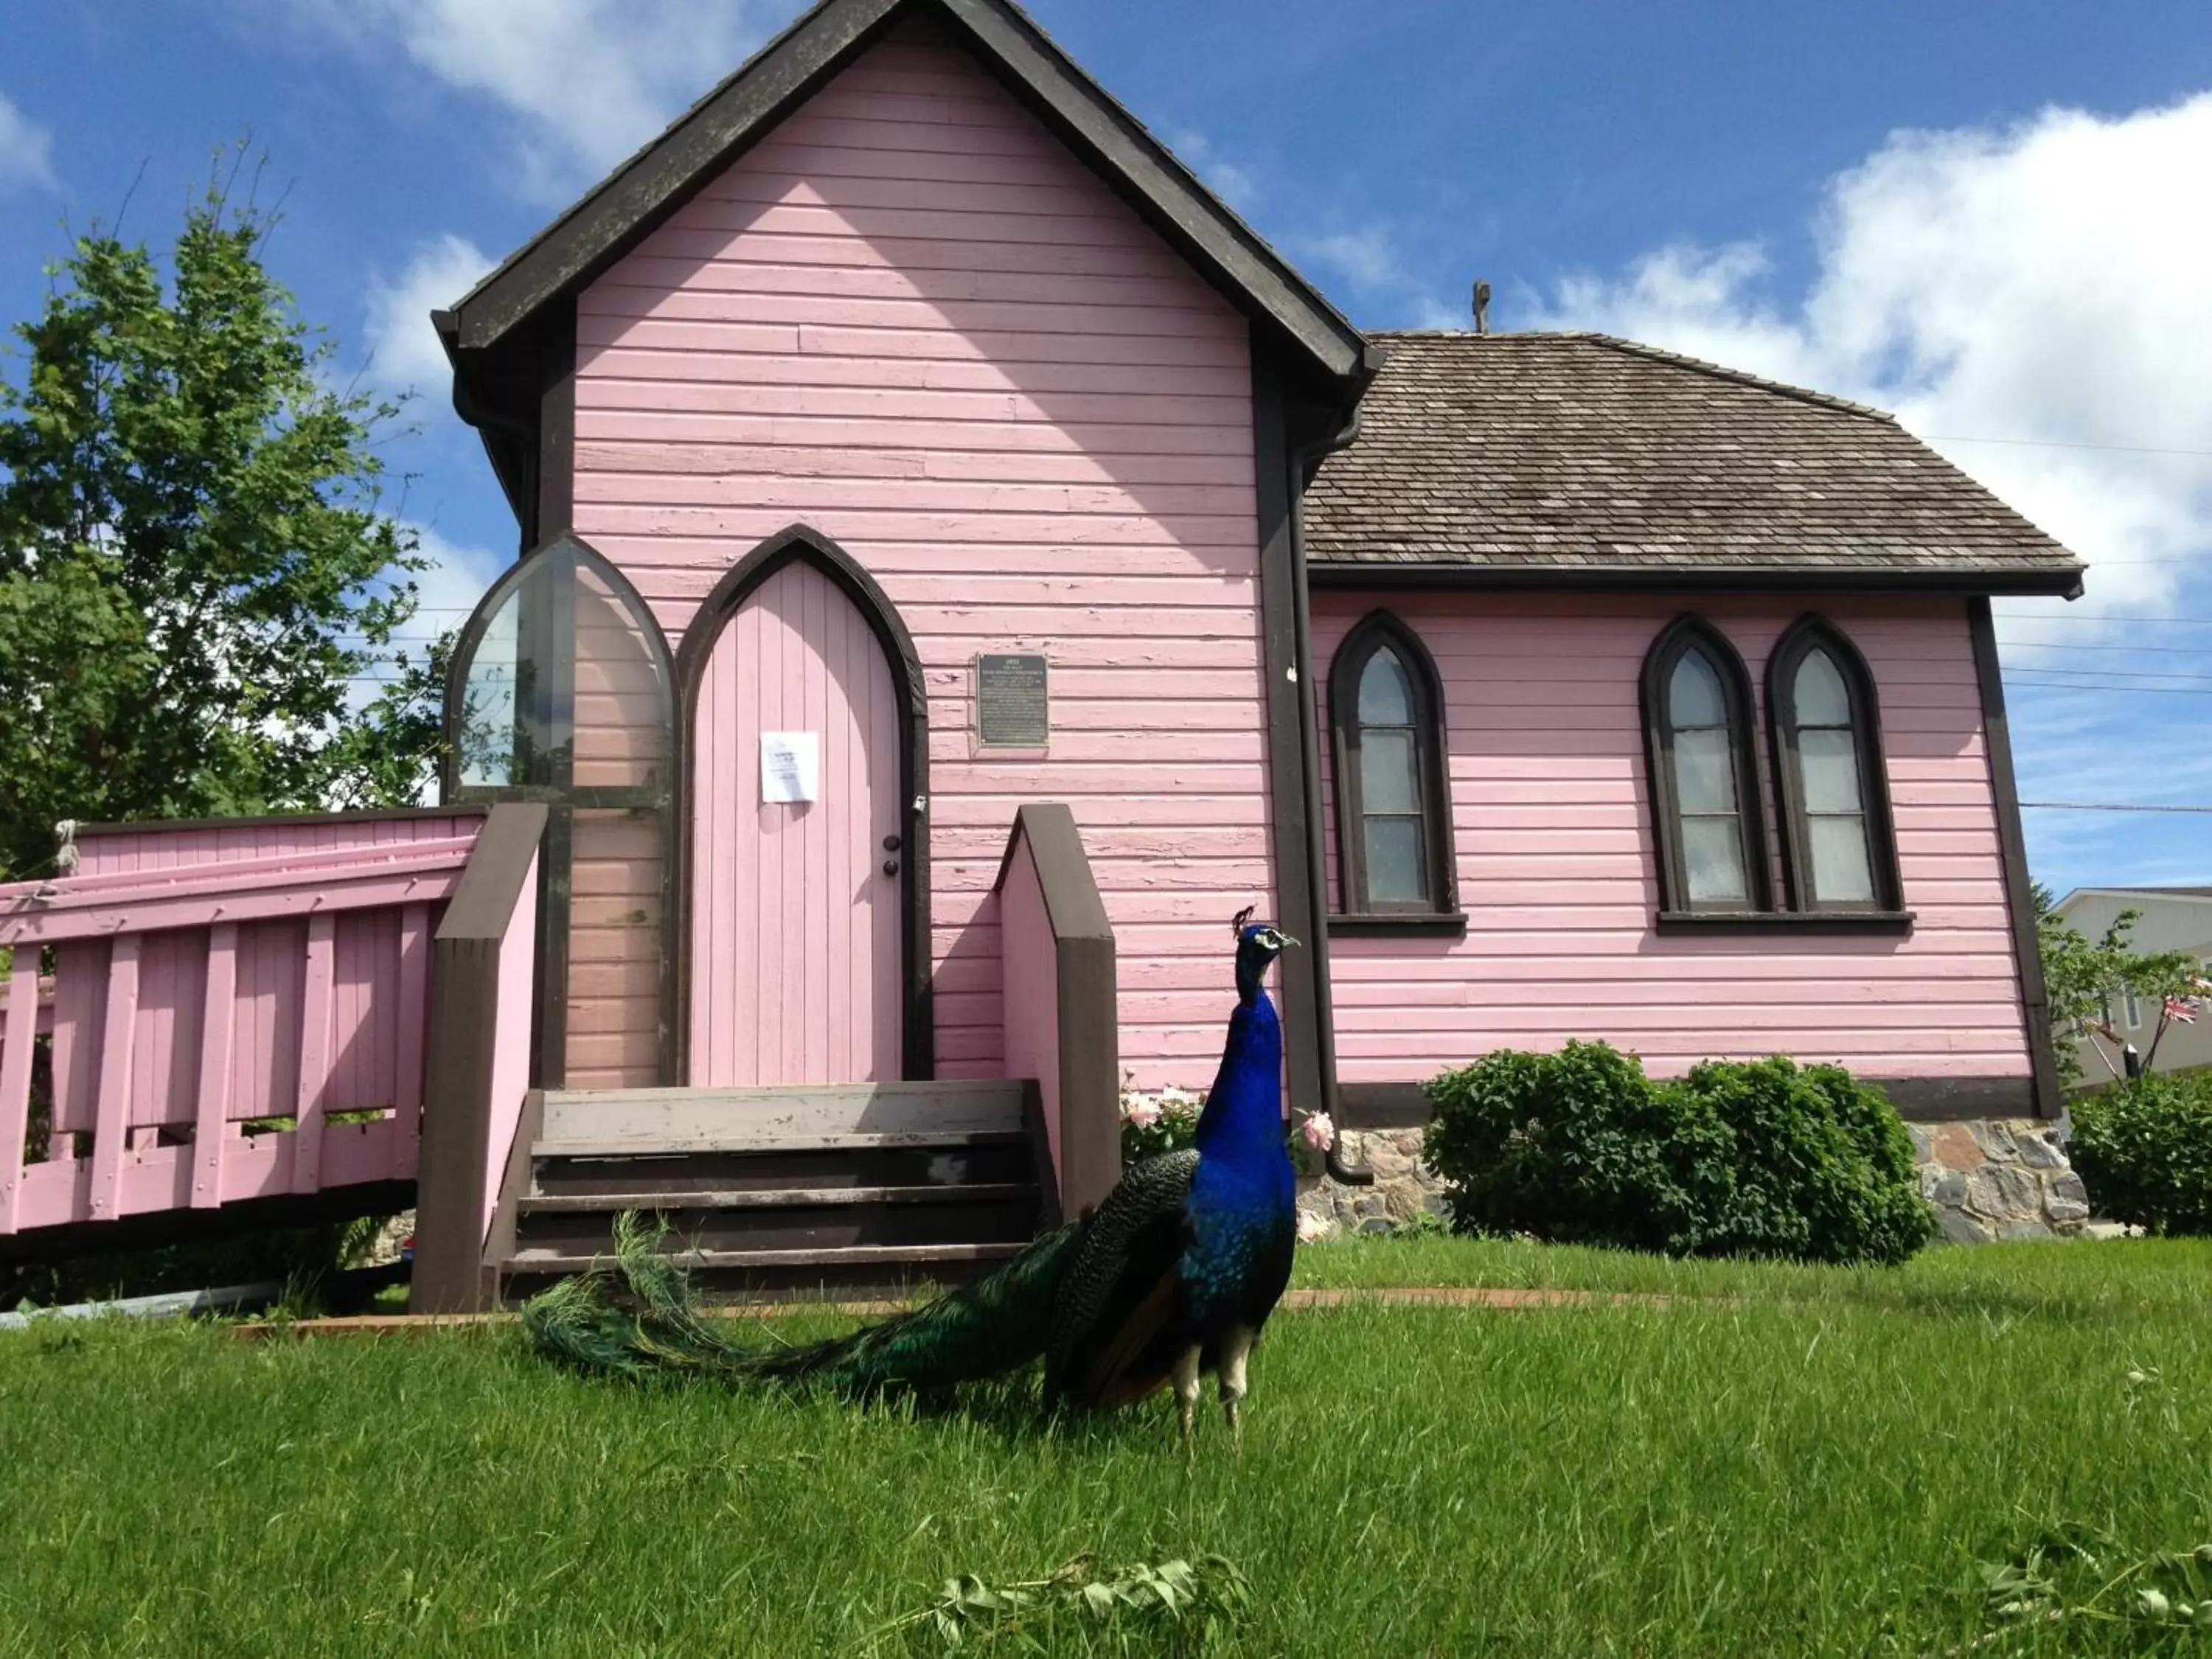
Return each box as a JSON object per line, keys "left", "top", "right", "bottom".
{"left": 0, "top": 0, "right": 2081, "bottom": 1305}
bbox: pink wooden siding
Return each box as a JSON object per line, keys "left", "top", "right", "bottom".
{"left": 0, "top": 818, "right": 476, "bottom": 1234}
{"left": 998, "top": 839, "right": 1060, "bottom": 1171}
{"left": 690, "top": 559, "right": 902, "bottom": 1085}
{"left": 1315, "top": 592, "right": 2032, "bottom": 1083}
{"left": 573, "top": 18, "right": 1270, "bottom": 1088}
{"left": 481, "top": 849, "right": 540, "bottom": 1239}
{"left": 567, "top": 564, "right": 670, "bottom": 1088}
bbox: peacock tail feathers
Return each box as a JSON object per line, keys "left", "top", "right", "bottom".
{"left": 522, "top": 1210, "right": 1088, "bottom": 1397}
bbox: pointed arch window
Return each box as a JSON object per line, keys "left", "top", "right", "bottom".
{"left": 1767, "top": 616, "right": 1902, "bottom": 914}
{"left": 445, "top": 532, "right": 677, "bottom": 1088}
{"left": 1329, "top": 612, "right": 1458, "bottom": 925}
{"left": 1641, "top": 618, "right": 1770, "bottom": 915}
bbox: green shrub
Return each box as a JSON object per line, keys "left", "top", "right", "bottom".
{"left": 1422, "top": 1042, "right": 1934, "bottom": 1265}
{"left": 2070, "top": 1073, "right": 2212, "bottom": 1236}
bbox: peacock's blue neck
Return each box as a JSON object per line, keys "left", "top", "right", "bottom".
{"left": 1192, "top": 983, "right": 1287, "bottom": 1172}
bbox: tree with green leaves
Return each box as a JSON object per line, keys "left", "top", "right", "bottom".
{"left": 0, "top": 159, "right": 448, "bottom": 884}
{"left": 2034, "top": 882, "right": 2202, "bottom": 1088}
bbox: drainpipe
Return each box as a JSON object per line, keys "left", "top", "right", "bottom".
{"left": 1288, "top": 404, "right": 1373, "bottom": 1187}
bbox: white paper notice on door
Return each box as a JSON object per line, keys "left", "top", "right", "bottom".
{"left": 759, "top": 731, "right": 820, "bottom": 804}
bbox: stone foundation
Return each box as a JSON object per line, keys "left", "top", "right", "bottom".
{"left": 1908, "top": 1119, "right": 2089, "bottom": 1242}
{"left": 1295, "top": 1119, "right": 2090, "bottom": 1245}
{"left": 1296, "top": 1129, "right": 1450, "bottom": 1241}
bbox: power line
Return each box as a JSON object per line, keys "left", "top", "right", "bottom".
{"left": 1921, "top": 433, "right": 2212, "bottom": 460}
{"left": 2009, "top": 678, "right": 2212, "bottom": 698}
{"left": 2001, "top": 666, "right": 2212, "bottom": 686}
{"left": 2021, "top": 801, "right": 2212, "bottom": 813}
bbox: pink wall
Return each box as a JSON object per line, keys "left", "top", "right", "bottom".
{"left": 1314, "top": 591, "right": 2031, "bottom": 1085}
{"left": 572, "top": 18, "right": 1270, "bottom": 1089}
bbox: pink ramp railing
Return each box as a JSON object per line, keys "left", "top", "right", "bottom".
{"left": 0, "top": 812, "right": 485, "bottom": 1236}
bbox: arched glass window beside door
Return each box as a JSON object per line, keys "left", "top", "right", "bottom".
{"left": 445, "top": 532, "right": 678, "bottom": 1088}
{"left": 1641, "top": 618, "right": 1770, "bottom": 914}
{"left": 1329, "top": 612, "right": 1456, "bottom": 922}
{"left": 1766, "top": 616, "right": 1902, "bottom": 914}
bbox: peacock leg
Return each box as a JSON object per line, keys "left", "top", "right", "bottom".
{"left": 1217, "top": 1326, "right": 1254, "bottom": 1451}
{"left": 1172, "top": 1346, "right": 1203, "bottom": 1449}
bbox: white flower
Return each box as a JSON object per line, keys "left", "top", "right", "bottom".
{"left": 1299, "top": 1110, "right": 1335, "bottom": 1152}
{"left": 1296, "top": 1210, "right": 1332, "bottom": 1243}
{"left": 1121, "top": 1099, "right": 1162, "bottom": 1129}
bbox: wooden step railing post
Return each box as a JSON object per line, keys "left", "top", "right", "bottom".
{"left": 993, "top": 804, "right": 1118, "bottom": 1223}
{"left": 411, "top": 803, "right": 548, "bottom": 1313}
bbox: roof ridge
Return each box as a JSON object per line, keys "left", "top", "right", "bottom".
{"left": 1370, "top": 328, "right": 1897, "bottom": 424}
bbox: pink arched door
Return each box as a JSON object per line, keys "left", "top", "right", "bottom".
{"left": 689, "top": 558, "right": 904, "bottom": 1085}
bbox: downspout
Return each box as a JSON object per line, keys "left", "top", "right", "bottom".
{"left": 1287, "top": 406, "right": 1374, "bottom": 1186}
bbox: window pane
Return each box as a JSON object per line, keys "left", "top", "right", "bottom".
{"left": 1809, "top": 814, "right": 1875, "bottom": 903}
{"left": 1669, "top": 647, "right": 1727, "bottom": 728}
{"left": 1672, "top": 727, "right": 1738, "bottom": 814}
{"left": 1364, "top": 816, "right": 1426, "bottom": 903}
{"left": 571, "top": 561, "right": 672, "bottom": 792}
{"left": 1681, "top": 817, "right": 1749, "bottom": 905}
{"left": 1359, "top": 648, "right": 1414, "bottom": 726}
{"left": 456, "top": 588, "right": 523, "bottom": 788}
{"left": 1794, "top": 647, "right": 1851, "bottom": 726}
{"left": 1360, "top": 728, "right": 1421, "bottom": 814}
{"left": 1798, "top": 727, "right": 1863, "bottom": 814}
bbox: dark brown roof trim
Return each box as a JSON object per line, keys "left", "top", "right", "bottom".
{"left": 448, "top": 0, "right": 1371, "bottom": 389}
{"left": 1306, "top": 561, "right": 2088, "bottom": 599}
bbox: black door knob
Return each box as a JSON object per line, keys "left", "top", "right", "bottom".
{"left": 883, "top": 859, "right": 900, "bottom": 877}
{"left": 883, "top": 833, "right": 902, "bottom": 852}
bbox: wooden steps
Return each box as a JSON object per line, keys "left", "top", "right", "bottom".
{"left": 494, "top": 1079, "right": 1047, "bottom": 1301}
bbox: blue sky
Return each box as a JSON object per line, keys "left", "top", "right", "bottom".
{"left": 4, "top": 0, "right": 2209, "bottom": 897}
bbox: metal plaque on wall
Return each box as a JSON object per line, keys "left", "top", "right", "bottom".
{"left": 975, "top": 653, "right": 1048, "bottom": 748}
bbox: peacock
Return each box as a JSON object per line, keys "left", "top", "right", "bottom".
{"left": 524, "top": 911, "right": 1301, "bottom": 1443}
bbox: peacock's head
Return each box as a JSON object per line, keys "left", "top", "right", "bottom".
{"left": 1231, "top": 904, "right": 1298, "bottom": 997}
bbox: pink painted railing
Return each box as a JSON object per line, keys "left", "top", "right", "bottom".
{"left": 0, "top": 813, "right": 485, "bottom": 1236}
{"left": 994, "top": 804, "right": 1119, "bottom": 1222}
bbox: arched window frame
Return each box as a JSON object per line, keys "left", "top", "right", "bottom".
{"left": 1639, "top": 616, "right": 1772, "bottom": 917}
{"left": 1764, "top": 615, "right": 1904, "bottom": 915}
{"left": 442, "top": 530, "right": 678, "bottom": 1084}
{"left": 1328, "top": 610, "right": 1459, "bottom": 926}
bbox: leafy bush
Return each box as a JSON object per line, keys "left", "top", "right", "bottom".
{"left": 1422, "top": 1041, "right": 1934, "bottom": 1265}
{"left": 2070, "top": 1072, "right": 2212, "bottom": 1236}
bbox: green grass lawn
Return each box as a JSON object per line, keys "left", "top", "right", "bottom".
{"left": 2, "top": 1238, "right": 2208, "bottom": 1657}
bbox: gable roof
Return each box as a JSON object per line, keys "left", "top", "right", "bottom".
{"left": 442, "top": 0, "right": 1371, "bottom": 394}
{"left": 1303, "top": 332, "right": 2087, "bottom": 596}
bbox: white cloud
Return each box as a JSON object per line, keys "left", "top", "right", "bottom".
{"left": 1164, "top": 127, "right": 1261, "bottom": 214}
{"left": 1295, "top": 223, "right": 1461, "bottom": 327}
{"left": 0, "top": 92, "right": 57, "bottom": 192}
{"left": 295, "top": 0, "right": 775, "bottom": 197}
{"left": 1535, "top": 94, "right": 2212, "bottom": 625}
{"left": 363, "top": 233, "right": 494, "bottom": 403}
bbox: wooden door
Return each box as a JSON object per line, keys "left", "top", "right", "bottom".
{"left": 689, "top": 559, "right": 903, "bottom": 1085}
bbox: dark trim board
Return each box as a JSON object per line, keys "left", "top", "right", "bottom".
{"left": 1969, "top": 597, "right": 2065, "bottom": 1119}
{"left": 1249, "top": 347, "right": 1324, "bottom": 1122}
{"left": 1655, "top": 910, "right": 1916, "bottom": 935}
{"left": 1340, "top": 1074, "right": 2041, "bottom": 1130}
{"left": 1329, "top": 912, "right": 1468, "bottom": 939}
{"left": 672, "top": 524, "right": 935, "bottom": 1085}
{"left": 1307, "top": 562, "right": 2088, "bottom": 599}
{"left": 0, "top": 1180, "right": 417, "bottom": 1268}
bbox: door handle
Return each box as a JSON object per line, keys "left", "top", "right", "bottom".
{"left": 883, "top": 858, "right": 901, "bottom": 877}
{"left": 883, "top": 833, "right": 902, "bottom": 852}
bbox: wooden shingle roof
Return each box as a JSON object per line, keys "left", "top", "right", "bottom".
{"left": 1305, "top": 332, "right": 2086, "bottom": 595}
